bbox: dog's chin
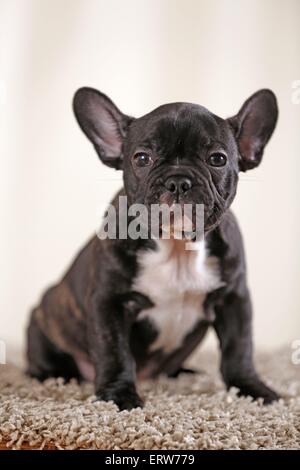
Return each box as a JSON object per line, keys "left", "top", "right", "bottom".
{"left": 140, "top": 192, "right": 224, "bottom": 237}
{"left": 152, "top": 215, "right": 223, "bottom": 239}
{"left": 159, "top": 225, "right": 196, "bottom": 241}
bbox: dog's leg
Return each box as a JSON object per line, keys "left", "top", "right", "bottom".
{"left": 213, "top": 290, "right": 279, "bottom": 403}
{"left": 27, "top": 311, "right": 81, "bottom": 382}
{"left": 88, "top": 294, "right": 144, "bottom": 411}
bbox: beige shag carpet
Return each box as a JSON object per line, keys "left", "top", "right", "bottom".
{"left": 0, "top": 347, "right": 299, "bottom": 450}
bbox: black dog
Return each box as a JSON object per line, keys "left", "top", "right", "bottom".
{"left": 27, "top": 87, "right": 279, "bottom": 410}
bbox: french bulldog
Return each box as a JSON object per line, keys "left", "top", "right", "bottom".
{"left": 27, "top": 87, "right": 279, "bottom": 410}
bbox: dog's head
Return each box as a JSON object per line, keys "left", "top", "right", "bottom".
{"left": 73, "top": 88, "right": 278, "bottom": 232}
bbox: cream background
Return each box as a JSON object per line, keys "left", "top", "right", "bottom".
{"left": 0, "top": 0, "right": 299, "bottom": 359}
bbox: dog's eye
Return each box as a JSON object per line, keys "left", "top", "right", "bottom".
{"left": 207, "top": 152, "right": 227, "bottom": 167}
{"left": 133, "top": 152, "right": 152, "bottom": 167}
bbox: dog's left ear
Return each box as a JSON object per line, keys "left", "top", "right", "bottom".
{"left": 227, "top": 89, "right": 278, "bottom": 171}
{"left": 73, "top": 87, "right": 133, "bottom": 169}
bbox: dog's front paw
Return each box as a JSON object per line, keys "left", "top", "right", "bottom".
{"left": 229, "top": 377, "right": 280, "bottom": 404}
{"left": 97, "top": 383, "right": 144, "bottom": 411}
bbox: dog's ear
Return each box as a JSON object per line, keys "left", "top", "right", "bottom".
{"left": 73, "top": 87, "right": 133, "bottom": 169}
{"left": 227, "top": 89, "right": 278, "bottom": 171}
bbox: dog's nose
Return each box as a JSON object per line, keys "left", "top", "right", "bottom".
{"left": 165, "top": 176, "right": 192, "bottom": 195}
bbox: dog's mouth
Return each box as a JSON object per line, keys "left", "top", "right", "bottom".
{"left": 160, "top": 210, "right": 196, "bottom": 240}
{"left": 158, "top": 191, "right": 182, "bottom": 206}
{"left": 146, "top": 198, "right": 204, "bottom": 240}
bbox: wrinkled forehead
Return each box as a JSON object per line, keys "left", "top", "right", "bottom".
{"left": 127, "top": 103, "right": 232, "bottom": 152}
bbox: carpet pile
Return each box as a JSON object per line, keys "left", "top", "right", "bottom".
{"left": 0, "top": 347, "right": 299, "bottom": 450}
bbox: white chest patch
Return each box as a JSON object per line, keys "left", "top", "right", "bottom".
{"left": 133, "top": 239, "right": 223, "bottom": 353}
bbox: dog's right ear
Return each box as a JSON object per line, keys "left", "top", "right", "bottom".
{"left": 73, "top": 87, "right": 133, "bottom": 169}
